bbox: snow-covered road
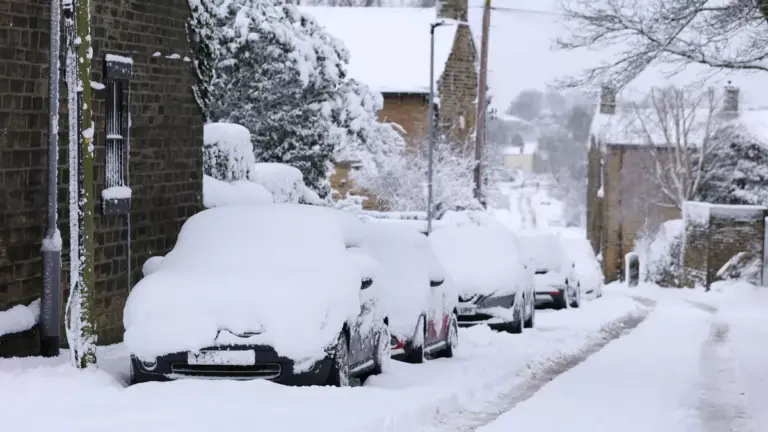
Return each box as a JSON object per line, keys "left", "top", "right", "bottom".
{"left": 3, "top": 284, "right": 767, "bottom": 432}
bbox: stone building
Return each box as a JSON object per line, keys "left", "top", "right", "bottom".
{"left": 681, "top": 202, "right": 766, "bottom": 289}
{"left": 0, "top": 0, "right": 203, "bottom": 356}
{"left": 586, "top": 85, "right": 768, "bottom": 282}
{"left": 300, "top": 2, "right": 478, "bottom": 204}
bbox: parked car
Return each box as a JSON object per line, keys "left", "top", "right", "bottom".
{"left": 123, "top": 204, "right": 390, "bottom": 387}
{"left": 358, "top": 223, "right": 459, "bottom": 363}
{"left": 561, "top": 237, "right": 604, "bottom": 300}
{"left": 518, "top": 232, "right": 580, "bottom": 310}
{"left": 429, "top": 226, "right": 535, "bottom": 333}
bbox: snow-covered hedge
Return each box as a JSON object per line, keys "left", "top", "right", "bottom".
{"left": 641, "top": 219, "right": 684, "bottom": 287}
{"left": 203, "top": 122, "right": 255, "bottom": 182}
{"left": 249, "top": 163, "right": 321, "bottom": 205}
{"left": 203, "top": 175, "right": 273, "bottom": 209}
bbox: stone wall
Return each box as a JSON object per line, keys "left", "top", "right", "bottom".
{"left": 681, "top": 201, "right": 766, "bottom": 288}
{"left": 377, "top": 93, "right": 429, "bottom": 152}
{"left": 0, "top": 0, "right": 202, "bottom": 356}
{"left": 437, "top": 24, "right": 477, "bottom": 145}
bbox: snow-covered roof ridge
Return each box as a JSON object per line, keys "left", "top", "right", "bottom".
{"left": 299, "top": 6, "right": 459, "bottom": 94}
{"left": 589, "top": 104, "right": 768, "bottom": 149}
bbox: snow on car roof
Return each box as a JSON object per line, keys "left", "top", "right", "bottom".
{"left": 429, "top": 226, "right": 527, "bottom": 297}
{"left": 516, "top": 231, "right": 566, "bottom": 271}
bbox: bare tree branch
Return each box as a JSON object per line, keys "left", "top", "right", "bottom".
{"left": 558, "top": 0, "right": 768, "bottom": 88}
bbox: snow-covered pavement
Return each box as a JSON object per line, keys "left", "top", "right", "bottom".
{"left": 4, "top": 284, "right": 767, "bottom": 432}
{"left": 2, "top": 292, "right": 645, "bottom": 432}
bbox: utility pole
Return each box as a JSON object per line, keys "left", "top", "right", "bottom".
{"left": 474, "top": 0, "right": 491, "bottom": 207}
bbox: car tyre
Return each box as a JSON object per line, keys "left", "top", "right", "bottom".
{"left": 524, "top": 295, "right": 535, "bottom": 328}
{"left": 404, "top": 315, "right": 426, "bottom": 364}
{"left": 554, "top": 287, "right": 568, "bottom": 310}
{"left": 570, "top": 283, "right": 582, "bottom": 308}
{"left": 326, "top": 332, "right": 351, "bottom": 387}
{"left": 371, "top": 323, "right": 392, "bottom": 376}
{"left": 506, "top": 300, "right": 524, "bottom": 334}
{"left": 438, "top": 313, "right": 459, "bottom": 358}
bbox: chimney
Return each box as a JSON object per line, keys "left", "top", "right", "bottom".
{"left": 722, "top": 84, "right": 739, "bottom": 118}
{"left": 437, "top": 0, "right": 468, "bottom": 22}
{"left": 599, "top": 86, "right": 616, "bottom": 115}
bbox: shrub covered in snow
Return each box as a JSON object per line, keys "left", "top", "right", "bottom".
{"left": 123, "top": 204, "right": 369, "bottom": 365}
{"left": 353, "top": 138, "right": 480, "bottom": 213}
{"left": 641, "top": 219, "right": 684, "bottom": 287}
{"left": 202, "top": 0, "right": 403, "bottom": 198}
{"left": 202, "top": 175, "right": 274, "bottom": 209}
{"left": 716, "top": 251, "right": 762, "bottom": 285}
{"left": 249, "top": 163, "right": 321, "bottom": 205}
{"left": 203, "top": 122, "right": 255, "bottom": 182}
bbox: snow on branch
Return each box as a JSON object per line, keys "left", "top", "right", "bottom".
{"left": 558, "top": 0, "right": 768, "bottom": 88}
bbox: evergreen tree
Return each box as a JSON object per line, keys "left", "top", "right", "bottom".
{"left": 187, "top": 0, "right": 220, "bottom": 120}
{"left": 700, "top": 128, "right": 768, "bottom": 206}
{"left": 206, "top": 0, "right": 401, "bottom": 198}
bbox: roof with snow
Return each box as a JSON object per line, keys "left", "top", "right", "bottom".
{"left": 300, "top": 7, "right": 459, "bottom": 94}
{"left": 503, "top": 141, "right": 538, "bottom": 155}
{"left": 590, "top": 106, "right": 768, "bottom": 147}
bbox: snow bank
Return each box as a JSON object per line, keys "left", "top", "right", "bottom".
{"left": 123, "top": 204, "right": 364, "bottom": 368}
{"left": 358, "top": 223, "right": 453, "bottom": 338}
{"left": 0, "top": 299, "right": 41, "bottom": 338}
{"left": 249, "top": 163, "right": 313, "bottom": 204}
{"left": 478, "top": 302, "right": 710, "bottom": 432}
{"left": 429, "top": 226, "right": 528, "bottom": 297}
{"left": 141, "top": 256, "right": 163, "bottom": 277}
{"left": 203, "top": 122, "right": 255, "bottom": 182}
{"left": 202, "top": 175, "right": 273, "bottom": 208}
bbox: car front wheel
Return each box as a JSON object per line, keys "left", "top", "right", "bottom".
{"left": 570, "top": 283, "right": 582, "bottom": 308}
{"left": 438, "top": 313, "right": 459, "bottom": 358}
{"left": 372, "top": 324, "right": 391, "bottom": 375}
{"left": 326, "top": 332, "right": 350, "bottom": 387}
{"left": 404, "top": 315, "right": 426, "bottom": 364}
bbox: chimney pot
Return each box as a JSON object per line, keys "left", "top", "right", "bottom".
{"left": 599, "top": 86, "right": 616, "bottom": 115}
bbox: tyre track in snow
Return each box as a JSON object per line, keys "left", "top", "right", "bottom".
{"left": 696, "top": 305, "right": 754, "bottom": 432}
{"left": 427, "top": 295, "right": 657, "bottom": 432}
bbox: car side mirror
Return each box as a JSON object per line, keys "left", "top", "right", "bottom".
{"left": 361, "top": 278, "right": 373, "bottom": 290}
{"left": 430, "top": 279, "right": 444, "bottom": 288}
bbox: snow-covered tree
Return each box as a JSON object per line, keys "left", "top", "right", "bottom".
{"left": 204, "top": 0, "right": 402, "bottom": 198}
{"left": 628, "top": 86, "right": 725, "bottom": 209}
{"left": 187, "top": 0, "right": 220, "bottom": 120}
{"left": 699, "top": 127, "right": 768, "bottom": 206}
{"left": 559, "top": 0, "right": 768, "bottom": 88}
{"left": 353, "top": 138, "right": 480, "bottom": 214}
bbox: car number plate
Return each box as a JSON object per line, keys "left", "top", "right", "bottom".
{"left": 187, "top": 350, "right": 256, "bottom": 366}
{"left": 458, "top": 305, "right": 476, "bottom": 316}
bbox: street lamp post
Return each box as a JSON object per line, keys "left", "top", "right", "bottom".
{"left": 427, "top": 20, "right": 446, "bottom": 235}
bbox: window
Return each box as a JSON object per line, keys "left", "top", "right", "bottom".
{"left": 102, "top": 54, "right": 133, "bottom": 216}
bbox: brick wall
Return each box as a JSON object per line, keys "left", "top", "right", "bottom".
{"left": 0, "top": 0, "right": 202, "bottom": 356}
{"left": 681, "top": 201, "right": 766, "bottom": 288}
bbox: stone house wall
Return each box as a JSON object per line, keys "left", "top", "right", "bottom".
{"left": 587, "top": 141, "right": 680, "bottom": 282}
{"left": 682, "top": 202, "right": 766, "bottom": 288}
{"left": 0, "top": 0, "right": 202, "bottom": 357}
{"left": 377, "top": 93, "right": 430, "bottom": 152}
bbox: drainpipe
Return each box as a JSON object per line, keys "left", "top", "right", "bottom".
{"left": 40, "top": 0, "right": 62, "bottom": 357}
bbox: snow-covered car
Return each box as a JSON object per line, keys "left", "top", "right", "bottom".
{"left": 429, "top": 226, "right": 535, "bottom": 333}
{"left": 518, "top": 232, "right": 580, "bottom": 309}
{"left": 358, "top": 223, "right": 459, "bottom": 363}
{"left": 561, "top": 237, "right": 604, "bottom": 300}
{"left": 123, "top": 204, "right": 390, "bottom": 387}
